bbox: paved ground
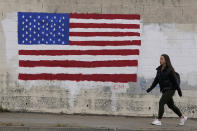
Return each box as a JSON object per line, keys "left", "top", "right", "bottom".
{"left": 0, "top": 112, "right": 196, "bottom": 131}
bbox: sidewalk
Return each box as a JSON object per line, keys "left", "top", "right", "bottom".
{"left": 0, "top": 112, "right": 196, "bottom": 131}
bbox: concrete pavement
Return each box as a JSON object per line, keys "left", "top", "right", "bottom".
{"left": 0, "top": 112, "right": 196, "bottom": 131}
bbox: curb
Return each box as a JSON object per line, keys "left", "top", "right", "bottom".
{"left": 0, "top": 126, "right": 195, "bottom": 131}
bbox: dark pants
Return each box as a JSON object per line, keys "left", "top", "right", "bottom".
{"left": 158, "top": 90, "right": 182, "bottom": 119}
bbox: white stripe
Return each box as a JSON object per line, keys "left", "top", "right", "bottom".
{"left": 70, "top": 36, "right": 140, "bottom": 41}
{"left": 18, "top": 67, "right": 137, "bottom": 74}
{"left": 18, "top": 45, "right": 140, "bottom": 50}
{"left": 19, "top": 55, "right": 139, "bottom": 61}
{"left": 18, "top": 80, "right": 129, "bottom": 88}
{"left": 70, "top": 28, "right": 140, "bottom": 32}
{"left": 70, "top": 18, "right": 140, "bottom": 24}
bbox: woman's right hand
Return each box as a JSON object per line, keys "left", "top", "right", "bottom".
{"left": 146, "top": 88, "right": 152, "bottom": 93}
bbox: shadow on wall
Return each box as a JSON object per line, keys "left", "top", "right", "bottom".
{"left": 126, "top": 77, "right": 160, "bottom": 96}
{"left": 127, "top": 75, "right": 197, "bottom": 97}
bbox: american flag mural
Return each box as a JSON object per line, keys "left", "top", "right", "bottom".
{"left": 18, "top": 12, "right": 141, "bottom": 83}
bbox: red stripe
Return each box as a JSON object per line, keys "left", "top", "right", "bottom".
{"left": 69, "top": 32, "right": 140, "bottom": 37}
{"left": 70, "top": 23, "right": 140, "bottom": 29}
{"left": 19, "top": 60, "right": 138, "bottom": 67}
{"left": 70, "top": 14, "right": 140, "bottom": 20}
{"left": 19, "top": 49, "right": 139, "bottom": 56}
{"left": 69, "top": 40, "right": 141, "bottom": 46}
{"left": 18, "top": 74, "right": 137, "bottom": 82}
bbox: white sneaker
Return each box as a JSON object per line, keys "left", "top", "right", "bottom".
{"left": 179, "top": 116, "right": 187, "bottom": 125}
{"left": 152, "top": 119, "right": 162, "bottom": 126}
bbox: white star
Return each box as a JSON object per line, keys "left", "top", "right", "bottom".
{"left": 58, "top": 39, "right": 60, "bottom": 41}
{"left": 25, "top": 38, "right": 28, "bottom": 41}
{"left": 22, "top": 28, "right": 25, "bottom": 31}
{"left": 51, "top": 19, "right": 53, "bottom": 22}
{"left": 50, "top": 38, "right": 52, "bottom": 41}
{"left": 38, "top": 41, "right": 40, "bottom": 44}
{"left": 46, "top": 28, "right": 49, "bottom": 30}
{"left": 42, "top": 32, "right": 44, "bottom": 34}
{"left": 42, "top": 38, "right": 44, "bottom": 41}
{"left": 50, "top": 32, "right": 52, "bottom": 35}
{"left": 34, "top": 25, "right": 36, "bottom": 28}
{"left": 62, "top": 29, "right": 64, "bottom": 31}
{"left": 25, "top": 19, "right": 28, "bottom": 22}
{"left": 53, "top": 34, "right": 56, "bottom": 37}
{"left": 38, "top": 27, "right": 40, "bottom": 30}
{"left": 63, "top": 17, "right": 65, "bottom": 19}
{"left": 46, "top": 16, "right": 49, "bottom": 19}
{"left": 22, "top": 34, "right": 25, "bottom": 37}
{"left": 26, "top": 31, "right": 28, "bottom": 34}
{"left": 46, "top": 41, "right": 48, "bottom": 44}
{"left": 29, "top": 34, "right": 32, "bottom": 37}
{"left": 42, "top": 25, "right": 45, "bottom": 28}
{"left": 38, "top": 16, "right": 40, "bottom": 19}
{"left": 53, "top": 41, "right": 55, "bottom": 44}
{"left": 54, "top": 16, "right": 56, "bottom": 19}
{"left": 59, "top": 20, "right": 61, "bottom": 23}
{"left": 33, "top": 31, "right": 36, "bottom": 34}
{"left": 53, "top": 28, "right": 56, "bottom": 31}
{"left": 22, "top": 15, "right": 25, "bottom": 18}
{"left": 38, "top": 23, "right": 40, "bottom": 26}
{"left": 29, "top": 16, "right": 32, "bottom": 18}
{"left": 62, "top": 34, "right": 64, "bottom": 37}
{"left": 33, "top": 38, "right": 36, "bottom": 41}
{"left": 22, "top": 22, "right": 25, "bottom": 25}
{"left": 46, "top": 34, "right": 48, "bottom": 36}
{"left": 29, "top": 22, "right": 32, "bottom": 25}
{"left": 29, "top": 28, "right": 32, "bottom": 31}
{"left": 22, "top": 40, "right": 25, "bottom": 43}
{"left": 42, "top": 19, "right": 45, "bottom": 23}
{"left": 29, "top": 41, "right": 32, "bottom": 43}
{"left": 25, "top": 25, "right": 28, "bottom": 28}
{"left": 33, "top": 19, "right": 36, "bottom": 22}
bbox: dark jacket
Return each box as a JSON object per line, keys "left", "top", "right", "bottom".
{"left": 147, "top": 65, "right": 182, "bottom": 94}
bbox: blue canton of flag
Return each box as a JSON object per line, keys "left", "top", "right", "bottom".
{"left": 18, "top": 12, "right": 69, "bottom": 45}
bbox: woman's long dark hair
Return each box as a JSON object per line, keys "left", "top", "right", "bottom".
{"left": 161, "top": 54, "right": 176, "bottom": 76}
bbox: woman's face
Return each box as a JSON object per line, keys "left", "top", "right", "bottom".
{"left": 160, "top": 56, "right": 166, "bottom": 65}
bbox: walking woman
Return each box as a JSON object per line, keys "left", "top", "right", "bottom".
{"left": 146, "top": 54, "right": 187, "bottom": 126}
